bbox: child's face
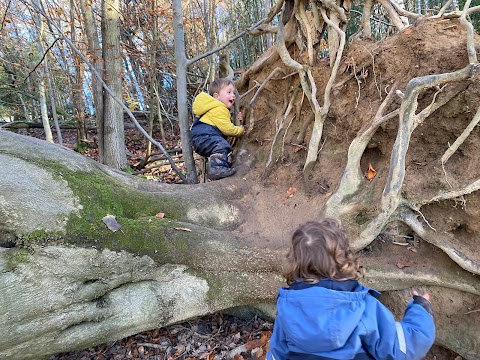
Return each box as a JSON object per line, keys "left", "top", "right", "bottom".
{"left": 214, "top": 84, "right": 236, "bottom": 109}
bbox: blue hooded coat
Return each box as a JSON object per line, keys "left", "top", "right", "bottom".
{"left": 267, "top": 279, "right": 435, "bottom": 360}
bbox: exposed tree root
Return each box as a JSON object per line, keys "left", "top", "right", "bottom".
{"left": 398, "top": 210, "right": 480, "bottom": 275}
{"left": 441, "top": 100, "right": 480, "bottom": 164}
{"left": 363, "top": 260, "right": 480, "bottom": 295}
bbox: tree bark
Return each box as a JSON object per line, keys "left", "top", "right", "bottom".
{"left": 31, "top": 0, "right": 54, "bottom": 144}
{"left": 102, "top": 0, "right": 128, "bottom": 170}
{"left": 79, "top": 0, "right": 105, "bottom": 162}
{"left": 172, "top": 0, "right": 198, "bottom": 183}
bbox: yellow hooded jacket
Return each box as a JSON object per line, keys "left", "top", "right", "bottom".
{"left": 192, "top": 92, "right": 244, "bottom": 137}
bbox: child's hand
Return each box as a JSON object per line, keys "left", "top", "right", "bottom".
{"left": 412, "top": 290, "right": 430, "bottom": 301}
{"left": 237, "top": 112, "right": 243, "bottom": 123}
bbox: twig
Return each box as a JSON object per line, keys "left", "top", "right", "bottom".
{"left": 361, "top": 45, "right": 382, "bottom": 99}
{"left": 464, "top": 308, "right": 480, "bottom": 315}
{"left": 24, "top": 38, "right": 60, "bottom": 81}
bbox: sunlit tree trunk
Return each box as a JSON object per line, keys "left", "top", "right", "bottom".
{"left": 101, "top": 0, "right": 128, "bottom": 170}
{"left": 32, "top": 0, "right": 53, "bottom": 143}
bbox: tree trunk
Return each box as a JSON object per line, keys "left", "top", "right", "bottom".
{"left": 79, "top": 0, "right": 105, "bottom": 162}
{"left": 71, "top": 0, "right": 88, "bottom": 143}
{"left": 32, "top": 0, "right": 54, "bottom": 143}
{"left": 101, "top": 0, "right": 128, "bottom": 170}
{"left": 172, "top": 0, "right": 198, "bottom": 184}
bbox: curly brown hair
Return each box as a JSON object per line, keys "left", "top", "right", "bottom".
{"left": 209, "top": 78, "right": 235, "bottom": 96}
{"left": 283, "top": 219, "right": 364, "bottom": 285}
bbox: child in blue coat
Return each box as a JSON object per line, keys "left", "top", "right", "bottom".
{"left": 267, "top": 219, "right": 435, "bottom": 360}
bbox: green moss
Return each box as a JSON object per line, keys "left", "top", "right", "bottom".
{"left": 9, "top": 158, "right": 191, "bottom": 257}
{"left": 5, "top": 248, "right": 30, "bottom": 270}
{"left": 17, "top": 229, "right": 63, "bottom": 246}
{"left": 74, "top": 140, "right": 93, "bottom": 154}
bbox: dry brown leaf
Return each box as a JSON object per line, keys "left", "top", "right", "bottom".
{"left": 294, "top": 145, "right": 304, "bottom": 152}
{"left": 214, "top": 313, "right": 223, "bottom": 325}
{"left": 404, "top": 27, "right": 414, "bottom": 35}
{"left": 245, "top": 339, "right": 263, "bottom": 350}
{"left": 396, "top": 261, "right": 415, "bottom": 269}
{"left": 174, "top": 227, "right": 192, "bottom": 232}
{"left": 155, "top": 212, "right": 165, "bottom": 219}
{"left": 260, "top": 331, "right": 272, "bottom": 346}
{"left": 287, "top": 187, "right": 297, "bottom": 198}
{"left": 206, "top": 353, "right": 215, "bottom": 360}
{"left": 233, "top": 355, "right": 245, "bottom": 360}
{"left": 366, "top": 163, "right": 377, "bottom": 181}
{"left": 173, "top": 344, "right": 185, "bottom": 357}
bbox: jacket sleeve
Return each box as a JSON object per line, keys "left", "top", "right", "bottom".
{"left": 267, "top": 317, "right": 289, "bottom": 360}
{"left": 361, "top": 296, "right": 435, "bottom": 360}
{"left": 207, "top": 107, "right": 244, "bottom": 137}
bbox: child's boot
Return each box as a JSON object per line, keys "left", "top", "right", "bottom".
{"left": 208, "top": 153, "right": 236, "bottom": 180}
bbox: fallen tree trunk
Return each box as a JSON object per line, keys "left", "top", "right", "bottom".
{"left": 1, "top": 130, "right": 479, "bottom": 359}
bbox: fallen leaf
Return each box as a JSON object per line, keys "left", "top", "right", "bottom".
{"left": 102, "top": 214, "right": 121, "bottom": 232}
{"left": 233, "top": 355, "right": 245, "bottom": 360}
{"left": 294, "top": 145, "right": 304, "bottom": 152}
{"left": 396, "top": 261, "right": 415, "bottom": 269}
{"left": 245, "top": 339, "right": 263, "bottom": 350}
{"left": 173, "top": 344, "right": 185, "bottom": 356}
{"left": 214, "top": 313, "right": 223, "bottom": 325}
{"left": 260, "top": 331, "right": 272, "bottom": 346}
{"left": 155, "top": 212, "right": 165, "bottom": 219}
{"left": 404, "top": 27, "right": 413, "bottom": 35}
{"left": 366, "top": 163, "right": 377, "bottom": 181}
{"left": 287, "top": 187, "right": 297, "bottom": 198}
{"left": 207, "top": 353, "right": 215, "bottom": 360}
{"left": 174, "top": 227, "right": 192, "bottom": 232}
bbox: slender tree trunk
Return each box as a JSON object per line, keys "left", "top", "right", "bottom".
{"left": 79, "top": 0, "right": 105, "bottom": 162}
{"left": 71, "top": 0, "right": 87, "bottom": 143}
{"left": 102, "top": 0, "right": 128, "bottom": 170}
{"left": 145, "top": 0, "right": 158, "bottom": 161}
{"left": 32, "top": 0, "right": 54, "bottom": 143}
{"left": 45, "top": 58, "right": 63, "bottom": 145}
{"left": 172, "top": 0, "right": 198, "bottom": 183}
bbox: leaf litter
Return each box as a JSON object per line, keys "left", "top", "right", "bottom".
{"left": 49, "top": 313, "right": 273, "bottom": 360}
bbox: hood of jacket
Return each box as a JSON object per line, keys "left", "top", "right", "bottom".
{"left": 192, "top": 92, "right": 244, "bottom": 137}
{"left": 193, "top": 92, "right": 225, "bottom": 117}
{"left": 275, "top": 279, "right": 379, "bottom": 355}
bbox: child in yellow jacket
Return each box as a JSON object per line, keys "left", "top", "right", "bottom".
{"left": 191, "top": 78, "right": 244, "bottom": 180}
